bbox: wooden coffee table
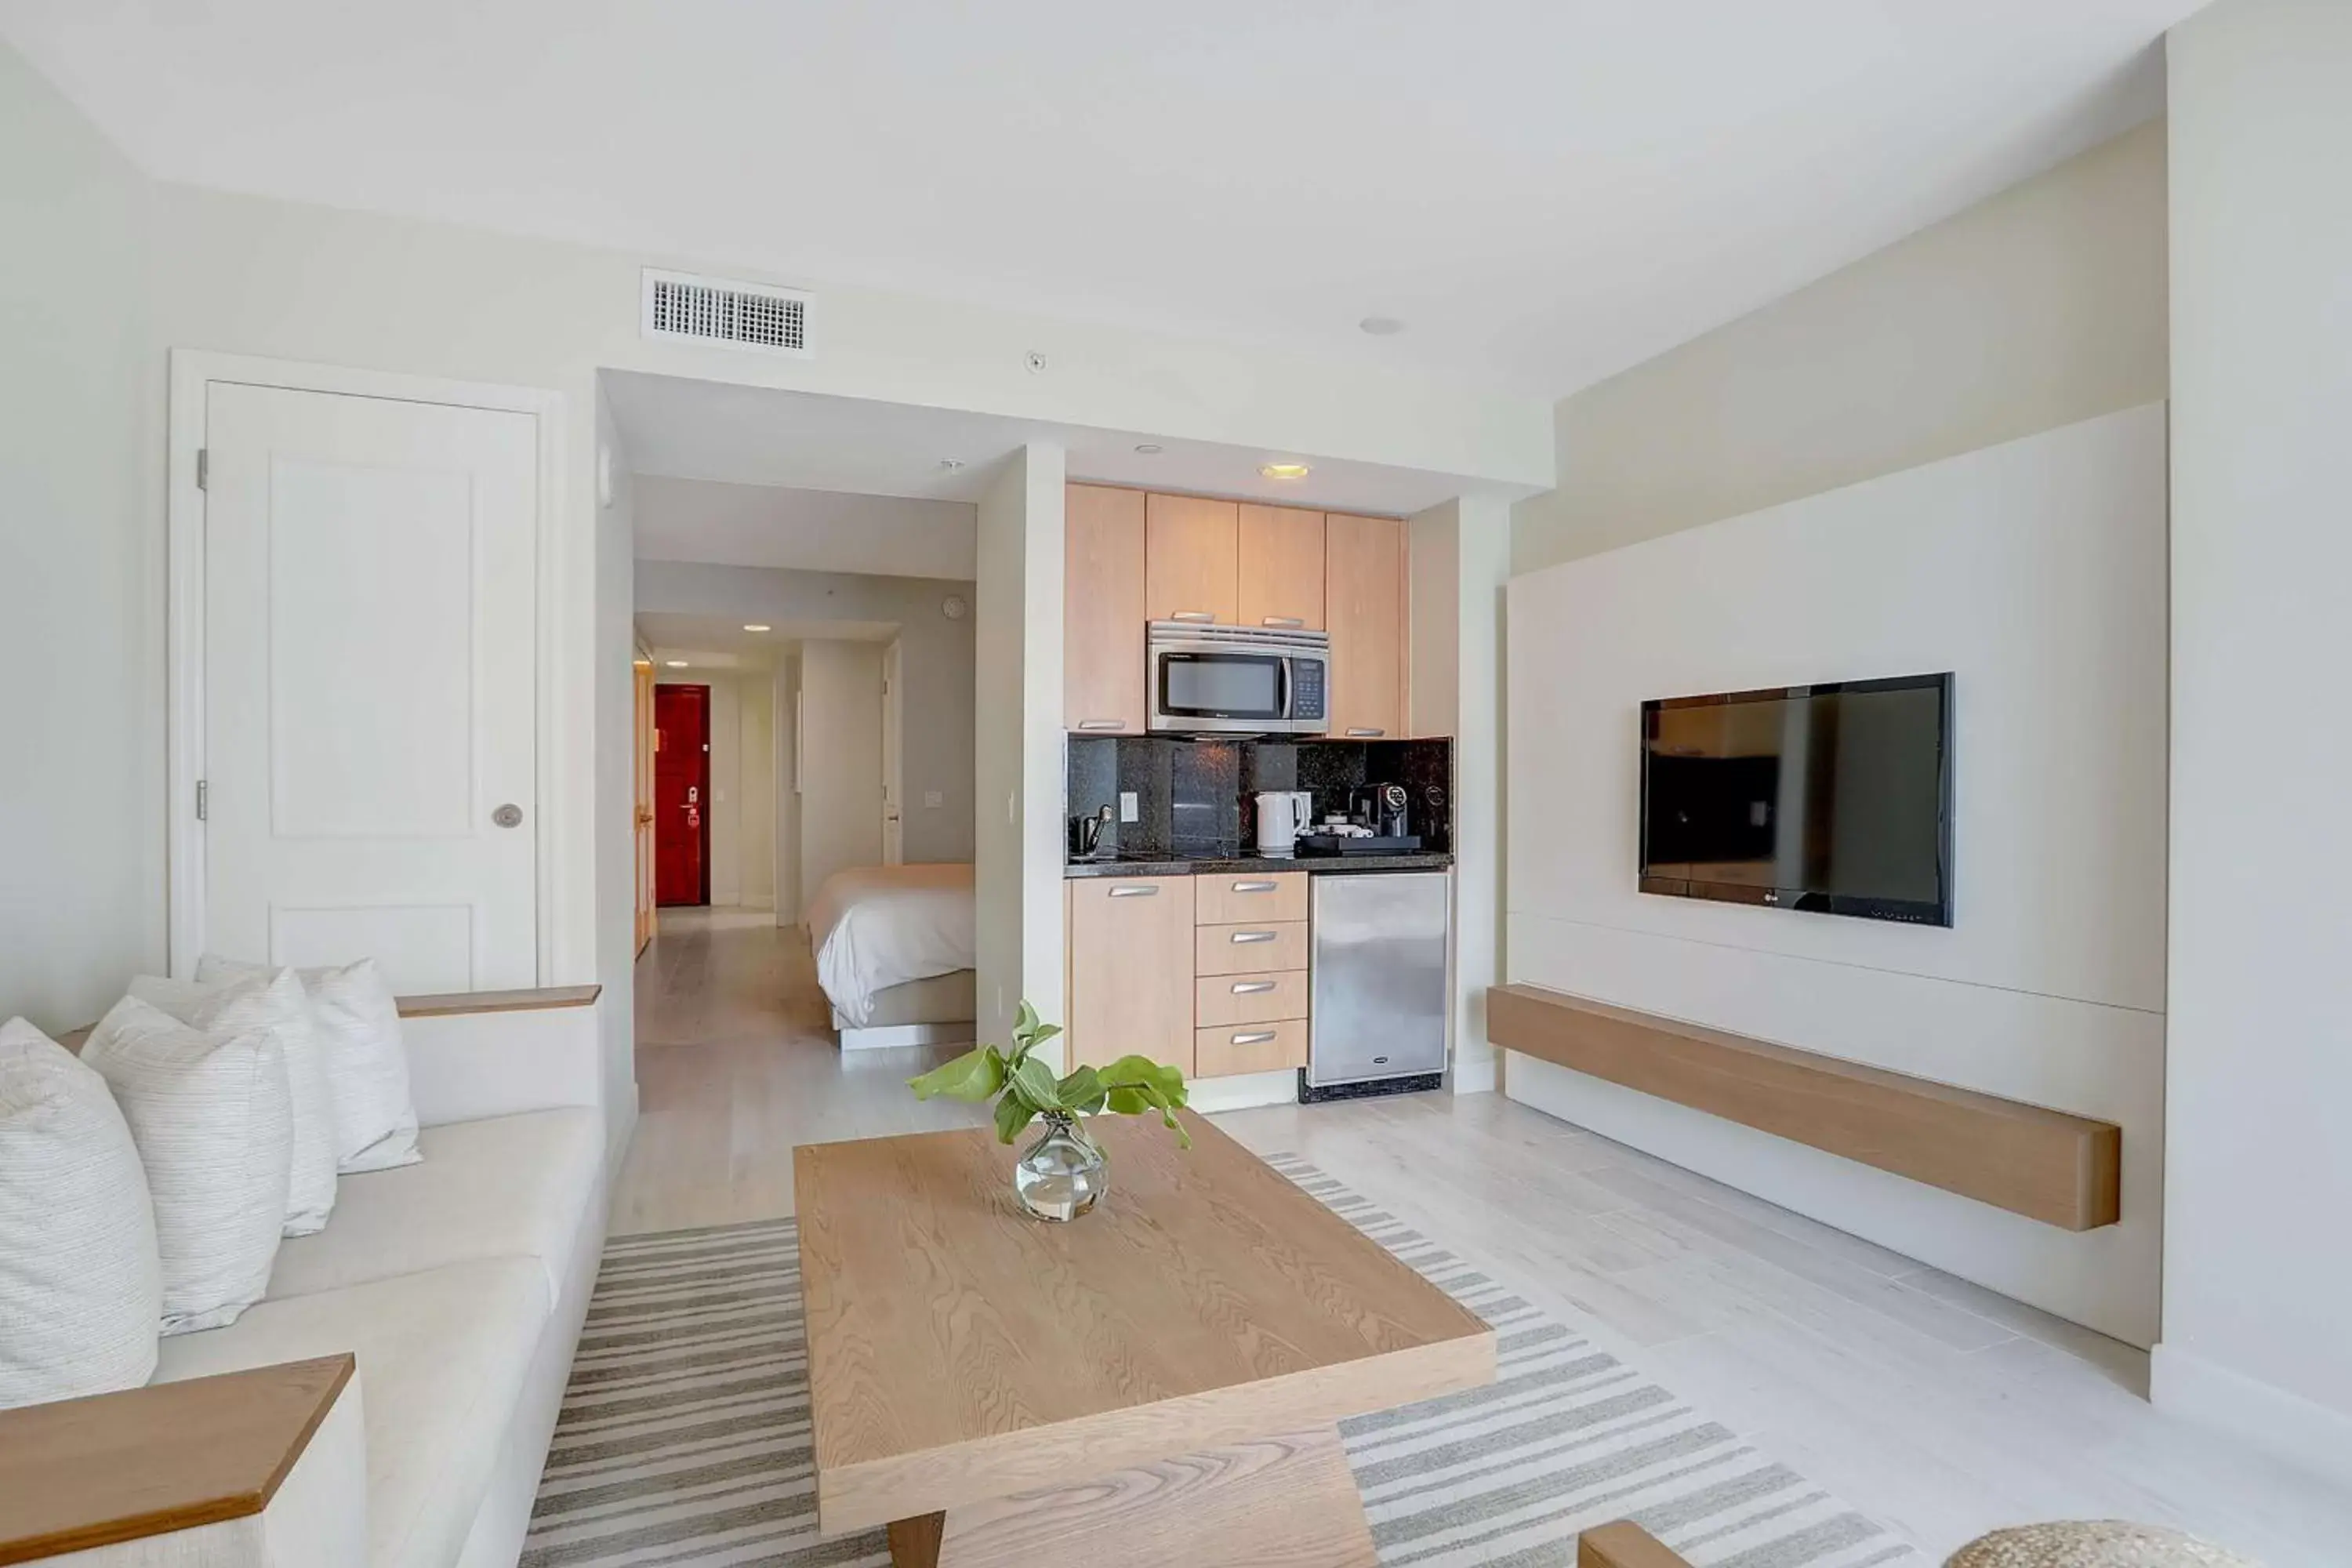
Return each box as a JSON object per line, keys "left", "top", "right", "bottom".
{"left": 795, "top": 1111, "right": 1495, "bottom": 1568}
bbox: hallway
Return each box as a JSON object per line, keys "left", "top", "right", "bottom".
{"left": 610, "top": 908, "right": 985, "bottom": 1236}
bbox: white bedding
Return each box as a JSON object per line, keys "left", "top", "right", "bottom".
{"left": 807, "top": 863, "right": 976, "bottom": 1027}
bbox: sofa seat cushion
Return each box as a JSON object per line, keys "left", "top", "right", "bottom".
{"left": 154, "top": 1258, "right": 549, "bottom": 1568}
{"left": 265, "top": 1109, "right": 601, "bottom": 1310}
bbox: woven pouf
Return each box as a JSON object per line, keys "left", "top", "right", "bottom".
{"left": 1947, "top": 1522, "right": 2261, "bottom": 1567}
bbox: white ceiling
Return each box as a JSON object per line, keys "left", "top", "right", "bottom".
{"left": 605, "top": 371, "right": 1495, "bottom": 516}
{"left": 633, "top": 475, "right": 978, "bottom": 580}
{"left": 637, "top": 613, "right": 899, "bottom": 673}
{"left": 0, "top": 0, "right": 2196, "bottom": 396}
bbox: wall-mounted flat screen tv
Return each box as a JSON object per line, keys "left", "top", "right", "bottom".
{"left": 1639, "top": 673, "right": 1953, "bottom": 927}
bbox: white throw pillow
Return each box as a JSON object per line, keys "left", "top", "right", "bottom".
{"left": 0, "top": 1018, "right": 162, "bottom": 1410}
{"left": 131, "top": 971, "right": 337, "bottom": 1236}
{"left": 198, "top": 956, "right": 420, "bottom": 1174}
{"left": 82, "top": 996, "right": 292, "bottom": 1334}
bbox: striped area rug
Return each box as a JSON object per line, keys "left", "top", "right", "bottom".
{"left": 521, "top": 1159, "right": 1917, "bottom": 1567}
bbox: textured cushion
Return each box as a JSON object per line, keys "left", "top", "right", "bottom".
{"left": 200, "top": 954, "right": 420, "bottom": 1173}
{"left": 82, "top": 996, "right": 292, "bottom": 1334}
{"left": 0, "top": 1019, "right": 162, "bottom": 1409}
{"left": 1947, "top": 1522, "right": 2263, "bottom": 1566}
{"left": 132, "top": 970, "right": 339, "bottom": 1236}
{"left": 265, "top": 1108, "right": 602, "bottom": 1309}
{"left": 154, "top": 1258, "right": 550, "bottom": 1568}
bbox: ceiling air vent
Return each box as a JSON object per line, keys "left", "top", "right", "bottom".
{"left": 641, "top": 268, "right": 812, "bottom": 358}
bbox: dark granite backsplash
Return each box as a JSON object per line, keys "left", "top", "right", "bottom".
{"left": 1067, "top": 735, "right": 1453, "bottom": 860}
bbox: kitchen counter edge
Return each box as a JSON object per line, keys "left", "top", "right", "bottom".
{"left": 1065, "top": 853, "right": 1454, "bottom": 878}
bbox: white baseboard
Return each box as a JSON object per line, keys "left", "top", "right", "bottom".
{"left": 1449, "top": 1054, "right": 1498, "bottom": 1095}
{"left": 1188, "top": 1068, "right": 1300, "bottom": 1115}
{"left": 2151, "top": 1342, "right": 2352, "bottom": 1489}
{"left": 837, "top": 1020, "right": 975, "bottom": 1051}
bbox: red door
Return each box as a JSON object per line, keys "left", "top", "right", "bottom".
{"left": 654, "top": 684, "right": 710, "bottom": 906}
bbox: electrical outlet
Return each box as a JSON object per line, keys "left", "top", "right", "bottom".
{"left": 924, "top": 790, "right": 942, "bottom": 809}
{"left": 1119, "top": 791, "right": 1139, "bottom": 824}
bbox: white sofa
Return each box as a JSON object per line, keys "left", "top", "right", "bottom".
{"left": 139, "top": 991, "right": 612, "bottom": 1568}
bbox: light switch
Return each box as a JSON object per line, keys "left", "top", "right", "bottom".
{"left": 924, "top": 790, "right": 943, "bottom": 809}
{"left": 1119, "top": 791, "right": 1139, "bottom": 824}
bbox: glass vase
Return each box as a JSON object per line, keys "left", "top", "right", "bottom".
{"left": 1013, "top": 1113, "right": 1106, "bottom": 1221}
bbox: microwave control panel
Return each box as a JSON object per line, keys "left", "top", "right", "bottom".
{"left": 1291, "top": 660, "right": 1327, "bottom": 720}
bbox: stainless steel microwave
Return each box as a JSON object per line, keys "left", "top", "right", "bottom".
{"left": 1145, "top": 622, "right": 1330, "bottom": 735}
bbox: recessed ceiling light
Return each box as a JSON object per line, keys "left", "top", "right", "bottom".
{"left": 742, "top": 624, "right": 771, "bottom": 633}
{"left": 1134, "top": 443, "right": 1163, "bottom": 455}
{"left": 1260, "top": 463, "right": 1312, "bottom": 481}
{"left": 665, "top": 659, "right": 688, "bottom": 668}
{"left": 1359, "top": 316, "right": 1406, "bottom": 336}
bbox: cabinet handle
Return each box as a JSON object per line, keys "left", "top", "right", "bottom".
{"left": 1231, "top": 880, "right": 1278, "bottom": 893}
{"left": 1230, "top": 1031, "right": 1279, "bottom": 1046}
{"left": 1346, "top": 727, "right": 1385, "bottom": 738}
{"left": 1230, "top": 930, "right": 1277, "bottom": 944}
{"left": 1171, "top": 610, "right": 1215, "bottom": 622}
{"left": 1230, "top": 981, "right": 1278, "bottom": 995}
{"left": 1261, "top": 616, "right": 1305, "bottom": 629}
{"left": 1076, "top": 719, "right": 1127, "bottom": 731}
{"left": 1109, "top": 884, "right": 1160, "bottom": 898}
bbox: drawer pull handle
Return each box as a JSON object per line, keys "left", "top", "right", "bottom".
{"left": 1231, "top": 981, "right": 1278, "bottom": 995}
{"left": 1076, "top": 719, "right": 1127, "bottom": 731}
{"left": 1109, "top": 885, "right": 1160, "bottom": 898}
{"left": 1171, "top": 610, "right": 1216, "bottom": 622}
{"left": 1230, "top": 930, "right": 1278, "bottom": 944}
{"left": 1231, "top": 1031, "right": 1279, "bottom": 1046}
{"left": 1232, "top": 880, "right": 1278, "bottom": 893}
{"left": 1262, "top": 616, "right": 1305, "bottom": 629}
{"left": 1346, "top": 727, "right": 1385, "bottom": 738}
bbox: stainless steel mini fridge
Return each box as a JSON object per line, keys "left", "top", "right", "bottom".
{"left": 1307, "top": 871, "right": 1450, "bottom": 1089}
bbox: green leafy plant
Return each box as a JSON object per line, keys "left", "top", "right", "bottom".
{"left": 908, "top": 1000, "right": 1190, "bottom": 1149}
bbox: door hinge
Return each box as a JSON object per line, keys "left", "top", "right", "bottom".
{"left": 195, "top": 779, "right": 209, "bottom": 821}
{"left": 195, "top": 448, "right": 209, "bottom": 492}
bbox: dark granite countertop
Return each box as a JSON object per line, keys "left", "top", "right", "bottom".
{"left": 1065, "top": 851, "right": 1454, "bottom": 878}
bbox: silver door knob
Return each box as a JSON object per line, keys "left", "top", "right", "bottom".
{"left": 492, "top": 804, "right": 524, "bottom": 829}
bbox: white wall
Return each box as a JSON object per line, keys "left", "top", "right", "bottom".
{"left": 775, "top": 655, "right": 802, "bottom": 924}
{"left": 2157, "top": 0, "right": 2352, "bottom": 1480}
{"left": 973, "top": 445, "right": 1065, "bottom": 1056}
{"left": 0, "top": 42, "right": 158, "bottom": 1033}
{"left": 795, "top": 641, "right": 884, "bottom": 913}
{"left": 1514, "top": 121, "right": 2169, "bottom": 572}
{"left": 633, "top": 477, "right": 976, "bottom": 580}
{"left": 633, "top": 561, "right": 976, "bottom": 866}
{"left": 1505, "top": 406, "right": 2169, "bottom": 1344}
{"left": 1410, "top": 495, "right": 1512, "bottom": 1095}
{"left": 590, "top": 387, "right": 638, "bottom": 1150}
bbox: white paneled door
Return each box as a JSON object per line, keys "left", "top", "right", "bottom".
{"left": 201, "top": 383, "right": 539, "bottom": 993}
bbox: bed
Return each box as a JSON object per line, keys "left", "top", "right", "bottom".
{"left": 806, "top": 862, "right": 977, "bottom": 1051}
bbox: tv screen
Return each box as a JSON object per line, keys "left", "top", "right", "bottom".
{"left": 1639, "top": 674, "right": 1953, "bottom": 926}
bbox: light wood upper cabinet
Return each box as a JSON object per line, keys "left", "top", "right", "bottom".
{"left": 1145, "top": 494, "right": 1240, "bottom": 625}
{"left": 1064, "top": 484, "right": 1148, "bottom": 734}
{"left": 1065, "top": 876, "right": 1197, "bottom": 1076}
{"left": 1325, "top": 512, "right": 1406, "bottom": 739}
{"left": 1236, "top": 505, "right": 1326, "bottom": 631}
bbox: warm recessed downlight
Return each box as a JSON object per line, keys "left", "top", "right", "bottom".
{"left": 665, "top": 659, "right": 688, "bottom": 668}
{"left": 743, "top": 624, "right": 771, "bottom": 633}
{"left": 1260, "top": 463, "right": 1312, "bottom": 480}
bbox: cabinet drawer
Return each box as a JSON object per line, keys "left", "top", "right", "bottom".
{"left": 1195, "top": 920, "right": 1308, "bottom": 975}
{"left": 1194, "top": 969, "right": 1309, "bottom": 1028}
{"left": 1193, "top": 870, "right": 1307, "bottom": 925}
{"left": 1194, "top": 1018, "right": 1308, "bottom": 1079}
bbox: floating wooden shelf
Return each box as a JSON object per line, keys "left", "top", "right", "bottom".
{"left": 1486, "top": 985, "right": 2121, "bottom": 1232}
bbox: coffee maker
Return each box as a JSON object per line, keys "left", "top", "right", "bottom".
{"left": 1348, "top": 783, "right": 1411, "bottom": 838}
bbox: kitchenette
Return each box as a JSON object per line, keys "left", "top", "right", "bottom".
{"left": 1059, "top": 482, "right": 1459, "bottom": 1111}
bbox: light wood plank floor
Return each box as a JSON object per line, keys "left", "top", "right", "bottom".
{"left": 612, "top": 909, "right": 2352, "bottom": 1566}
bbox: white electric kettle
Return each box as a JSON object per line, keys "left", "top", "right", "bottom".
{"left": 1254, "top": 790, "right": 1314, "bottom": 858}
